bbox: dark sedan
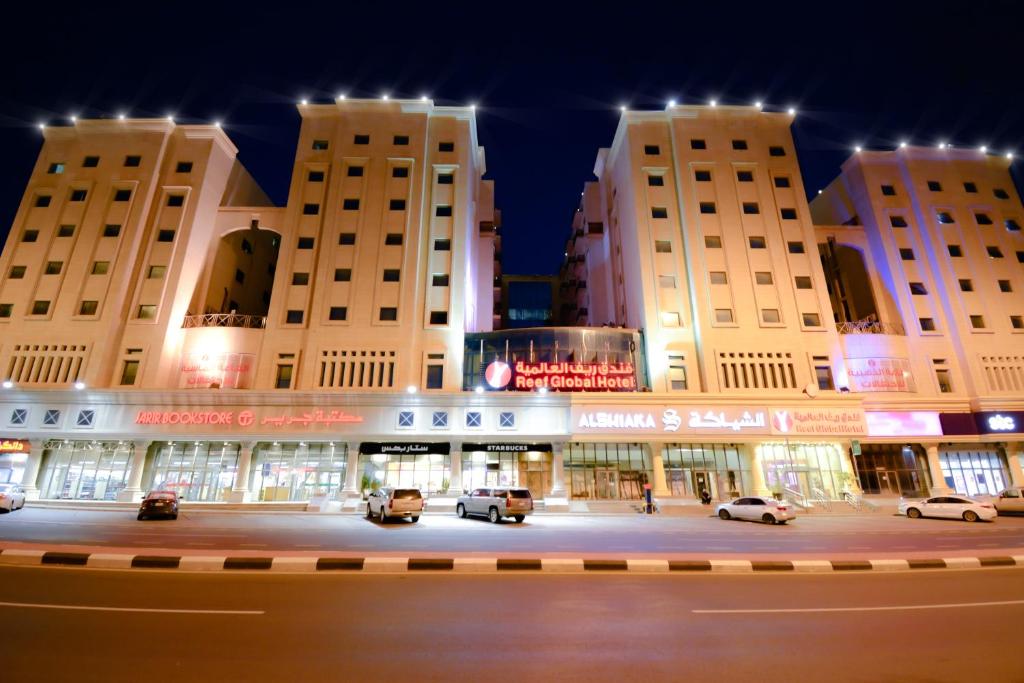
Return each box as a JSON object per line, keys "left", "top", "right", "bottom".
{"left": 137, "top": 491, "right": 179, "bottom": 520}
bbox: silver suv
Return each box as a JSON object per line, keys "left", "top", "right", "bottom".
{"left": 366, "top": 487, "right": 423, "bottom": 523}
{"left": 456, "top": 487, "right": 533, "bottom": 523}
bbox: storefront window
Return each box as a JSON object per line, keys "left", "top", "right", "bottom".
{"left": 146, "top": 442, "right": 239, "bottom": 502}
{"left": 461, "top": 450, "right": 551, "bottom": 498}
{"left": 359, "top": 452, "right": 450, "bottom": 494}
{"left": 252, "top": 442, "right": 347, "bottom": 501}
{"left": 939, "top": 448, "right": 1009, "bottom": 496}
{"left": 38, "top": 440, "right": 133, "bottom": 500}
{"left": 854, "top": 444, "right": 929, "bottom": 496}
{"left": 758, "top": 442, "right": 844, "bottom": 499}
{"left": 663, "top": 443, "right": 748, "bottom": 500}
{"left": 566, "top": 443, "right": 650, "bottom": 500}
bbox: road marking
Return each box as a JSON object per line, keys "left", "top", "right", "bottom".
{"left": 693, "top": 599, "right": 1024, "bottom": 614}
{"left": 0, "top": 600, "right": 263, "bottom": 615}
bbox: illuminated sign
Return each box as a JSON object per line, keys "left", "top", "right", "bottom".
{"left": 359, "top": 442, "right": 450, "bottom": 455}
{"left": 865, "top": 411, "right": 943, "bottom": 437}
{"left": 0, "top": 439, "right": 30, "bottom": 453}
{"left": 988, "top": 415, "right": 1016, "bottom": 431}
{"left": 485, "top": 361, "right": 512, "bottom": 388}
{"left": 180, "top": 352, "right": 255, "bottom": 389}
{"left": 511, "top": 361, "right": 637, "bottom": 391}
{"left": 845, "top": 358, "right": 915, "bottom": 393}
{"left": 135, "top": 408, "right": 363, "bottom": 429}
{"left": 462, "top": 443, "right": 553, "bottom": 453}
{"left": 572, "top": 405, "right": 866, "bottom": 436}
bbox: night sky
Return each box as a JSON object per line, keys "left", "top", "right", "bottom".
{"left": 2, "top": 1, "right": 1021, "bottom": 276}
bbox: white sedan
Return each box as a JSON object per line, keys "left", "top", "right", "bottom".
{"left": 899, "top": 495, "right": 996, "bottom": 522}
{"left": 0, "top": 483, "right": 26, "bottom": 512}
{"left": 715, "top": 496, "right": 795, "bottom": 524}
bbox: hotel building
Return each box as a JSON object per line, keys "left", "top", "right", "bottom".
{"left": 0, "top": 100, "right": 1020, "bottom": 509}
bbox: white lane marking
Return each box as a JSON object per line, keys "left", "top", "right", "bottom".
{"left": 0, "top": 601, "right": 263, "bottom": 615}
{"left": 694, "top": 599, "right": 1024, "bottom": 614}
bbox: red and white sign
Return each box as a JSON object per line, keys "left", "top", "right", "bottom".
{"left": 485, "top": 361, "right": 512, "bottom": 389}
{"left": 845, "top": 358, "right": 915, "bottom": 393}
{"left": 180, "top": 352, "right": 255, "bottom": 389}
{"left": 511, "top": 361, "right": 637, "bottom": 391}
{"left": 865, "top": 411, "right": 942, "bottom": 437}
{"left": 572, "top": 405, "right": 866, "bottom": 437}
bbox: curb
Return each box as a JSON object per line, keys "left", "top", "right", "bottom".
{"left": 3, "top": 548, "right": 1022, "bottom": 574}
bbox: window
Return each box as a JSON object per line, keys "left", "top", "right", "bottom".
{"left": 34, "top": 193, "right": 52, "bottom": 208}
{"left": 379, "top": 307, "right": 398, "bottom": 321}
{"left": 1018, "top": 251, "right": 1024, "bottom": 263}
{"left": 774, "top": 177, "right": 791, "bottom": 188}
{"left": 709, "top": 271, "right": 727, "bottom": 285}
{"left": 465, "top": 411, "right": 482, "bottom": 428}
{"left": 398, "top": 411, "right": 415, "bottom": 428}
{"left": 737, "top": 170, "right": 753, "bottom": 182}
{"left": 761, "top": 309, "right": 781, "bottom": 323}
{"left": 381, "top": 233, "right": 403, "bottom": 247}
{"left": 303, "top": 203, "right": 319, "bottom": 215}
{"left": 815, "top": 365, "right": 835, "bottom": 391}
{"left": 661, "top": 312, "right": 681, "bottom": 327}
{"left": 434, "top": 238, "right": 451, "bottom": 251}
{"left": 732, "top": 139, "right": 748, "bottom": 150}
{"left": 31, "top": 301, "right": 50, "bottom": 315}
{"left": 338, "top": 233, "right": 355, "bottom": 246}
{"left": 103, "top": 224, "right": 121, "bottom": 237}
{"left": 176, "top": 161, "right": 193, "bottom": 173}
{"left": 970, "top": 315, "right": 986, "bottom": 329}
{"left": 382, "top": 269, "right": 400, "bottom": 282}
{"left": 935, "top": 364, "right": 953, "bottom": 393}
{"left": 70, "top": 189, "right": 87, "bottom": 202}
{"left": 285, "top": 310, "right": 304, "bottom": 324}
{"left": 787, "top": 241, "right": 805, "bottom": 254}
{"left": 755, "top": 271, "right": 774, "bottom": 285}
{"left": 690, "top": 139, "right": 706, "bottom": 149}
{"left": 881, "top": 185, "right": 896, "bottom": 196}
{"left": 1011, "top": 316, "right": 1024, "bottom": 330}
{"left": 347, "top": 166, "right": 364, "bottom": 177}
{"left": 890, "top": 215, "right": 908, "bottom": 228}
{"left": 742, "top": 202, "right": 759, "bottom": 214}
{"left": 124, "top": 155, "right": 141, "bottom": 167}
{"left": 920, "top": 317, "right": 936, "bottom": 332}
{"left": 998, "top": 280, "right": 1013, "bottom": 292}
{"left": 392, "top": 167, "right": 409, "bottom": 178}
{"left": 432, "top": 274, "right": 449, "bottom": 286}
{"left": 655, "top": 240, "right": 672, "bottom": 253}
{"left": 438, "top": 173, "right": 454, "bottom": 184}
{"left": 297, "top": 237, "right": 315, "bottom": 249}
{"left": 795, "top": 275, "right": 812, "bottom": 289}
{"left": 438, "top": 141, "right": 455, "bottom": 152}
{"left": 429, "top": 311, "right": 448, "bottom": 325}
{"left": 768, "top": 146, "right": 785, "bottom": 156}
{"left": 329, "top": 307, "right": 347, "bottom": 321}
{"left": 91, "top": 261, "right": 109, "bottom": 275}
{"left": 43, "top": 409, "right": 61, "bottom": 426}
{"left": 147, "top": 265, "right": 165, "bottom": 279}
{"left": 157, "top": 229, "right": 175, "bottom": 242}
{"left": 899, "top": 248, "right": 915, "bottom": 260}
{"left": 1006, "top": 219, "right": 1021, "bottom": 232}
{"left": 312, "top": 140, "right": 329, "bottom": 150}
{"left": 43, "top": 261, "right": 61, "bottom": 275}
{"left": 802, "top": 313, "right": 821, "bottom": 326}
{"left": 780, "top": 208, "right": 797, "bottom": 220}
{"left": 668, "top": 355, "right": 688, "bottom": 390}
{"left": 927, "top": 180, "right": 942, "bottom": 192}
{"left": 989, "top": 188, "right": 1009, "bottom": 201}
{"left": 435, "top": 205, "right": 452, "bottom": 217}
{"left": 909, "top": 282, "right": 927, "bottom": 295}
{"left": 644, "top": 144, "right": 660, "bottom": 155}
{"left": 499, "top": 412, "right": 516, "bottom": 428}
{"left": 334, "top": 268, "right": 351, "bottom": 282}
{"left": 166, "top": 195, "right": 184, "bottom": 207}
{"left": 48, "top": 162, "right": 65, "bottom": 174}
{"left": 658, "top": 275, "right": 676, "bottom": 288}
{"left": 113, "top": 189, "right": 132, "bottom": 202}
{"left": 307, "top": 170, "right": 324, "bottom": 182}
{"left": 120, "top": 360, "right": 139, "bottom": 386}
{"left": 975, "top": 213, "right": 993, "bottom": 225}
{"left": 651, "top": 207, "right": 668, "bottom": 219}
{"left": 82, "top": 156, "right": 99, "bottom": 168}
{"left": 343, "top": 198, "right": 360, "bottom": 210}
{"left": 8, "top": 266, "right": 25, "bottom": 279}
{"left": 699, "top": 202, "right": 716, "bottom": 214}
{"left": 714, "top": 309, "right": 734, "bottom": 323}
{"left": 704, "top": 236, "right": 722, "bottom": 248}
{"left": 963, "top": 182, "right": 978, "bottom": 193}
{"left": 0, "top": 304, "right": 10, "bottom": 318}
{"left": 426, "top": 365, "right": 444, "bottom": 390}
{"left": 10, "top": 409, "right": 27, "bottom": 425}
{"left": 76, "top": 409, "right": 96, "bottom": 427}
{"left": 987, "top": 246, "right": 1004, "bottom": 258}
{"left": 242, "top": 239, "right": 253, "bottom": 254}
{"left": 389, "top": 199, "right": 406, "bottom": 211}
{"left": 648, "top": 175, "right": 664, "bottom": 186}
{"left": 936, "top": 211, "right": 956, "bottom": 224}
{"left": 748, "top": 236, "right": 766, "bottom": 249}
{"left": 136, "top": 305, "right": 156, "bottom": 319}
{"left": 21, "top": 229, "right": 38, "bottom": 242}
{"left": 948, "top": 244, "right": 963, "bottom": 257}
{"left": 694, "top": 170, "right": 711, "bottom": 182}
{"left": 393, "top": 135, "right": 409, "bottom": 145}
{"left": 275, "top": 364, "right": 293, "bottom": 389}
{"left": 292, "top": 272, "right": 309, "bottom": 286}
{"left": 78, "top": 300, "right": 98, "bottom": 315}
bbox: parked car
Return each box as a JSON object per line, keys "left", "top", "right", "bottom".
{"left": 0, "top": 483, "right": 26, "bottom": 512}
{"left": 984, "top": 487, "right": 1024, "bottom": 515}
{"left": 456, "top": 487, "right": 533, "bottom": 523}
{"left": 715, "top": 496, "right": 795, "bottom": 524}
{"left": 899, "top": 495, "right": 996, "bottom": 522}
{"left": 137, "top": 491, "right": 179, "bottom": 520}
{"left": 366, "top": 487, "right": 423, "bottom": 523}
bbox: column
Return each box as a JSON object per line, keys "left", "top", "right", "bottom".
{"left": 748, "top": 444, "right": 769, "bottom": 496}
{"left": 227, "top": 441, "right": 257, "bottom": 503}
{"left": 448, "top": 449, "right": 462, "bottom": 494}
{"left": 1006, "top": 443, "right": 1024, "bottom": 488}
{"left": 342, "top": 442, "right": 361, "bottom": 497}
{"left": 924, "top": 442, "right": 951, "bottom": 495}
{"left": 116, "top": 440, "right": 151, "bottom": 502}
{"left": 19, "top": 439, "right": 46, "bottom": 500}
{"left": 838, "top": 441, "right": 863, "bottom": 494}
{"left": 649, "top": 443, "right": 669, "bottom": 497}
{"left": 548, "top": 443, "right": 566, "bottom": 498}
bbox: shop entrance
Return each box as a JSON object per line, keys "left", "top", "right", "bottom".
{"left": 565, "top": 443, "right": 651, "bottom": 500}
{"left": 693, "top": 471, "right": 710, "bottom": 499}
{"left": 595, "top": 468, "right": 618, "bottom": 499}
{"left": 461, "top": 444, "right": 553, "bottom": 499}
{"left": 877, "top": 470, "right": 901, "bottom": 495}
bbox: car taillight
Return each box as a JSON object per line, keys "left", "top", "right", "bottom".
{"left": 506, "top": 495, "right": 513, "bottom": 507}
{"left": 388, "top": 499, "right": 393, "bottom": 509}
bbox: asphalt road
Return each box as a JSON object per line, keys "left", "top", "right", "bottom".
{"left": 0, "top": 564, "right": 1021, "bottom": 681}
{"left": 2, "top": 507, "right": 1023, "bottom": 557}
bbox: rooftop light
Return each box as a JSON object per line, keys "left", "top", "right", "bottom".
{"left": 37, "top": 123, "right": 45, "bottom": 130}
{"left": 979, "top": 145, "right": 988, "bottom": 153}
{"left": 709, "top": 99, "right": 718, "bottom": 107}
{"left": 117, "top": 112, "right": 126, "bottom": 120}
{"left": 300, "top": 99, "right": 308, "bottom": 105}
{"left": 667, "top": 99, "right": 676, "bottom": 107}
{"left": 420, "top": 94, "right": 429, "bottom": 101}
{"left": 787, "top": 107, "right": 797, "bottom": 116}
{"left": 69, "top": 114, "right": 77, "bottom": 123}
{"left": 73, "top": 381, "right": 85, "bottom": 390}
{"left": 899, "top": 141, "right": 908, "bottom": 148}
{"left": 382, "top": 93, "right": 389, "bottom": 100}
{"left": 854, "top": 145, "right": 862, "bottom": 152}
{"left": 406, "top": 385, "right": 417, "bottom": 394}
{"left": 474, "top": 385, "right": 484, "bottom": 394}
{"left": 1, "top": 380, "right": 12, "bottom": 389}
{"left": 336, "top": 93, "right": 346, "bottom": 100}
{"left": 754, "top": 100, "right": 763, "bottom": 108}
{"left": 213, "top": 120, "right": 222, "bottom": 128}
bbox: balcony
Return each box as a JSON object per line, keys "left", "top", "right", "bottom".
{"left": 182, "top": 313, "right": 267, "bottom": 329}
{"left": 836, "top": 320, "right": 905, "bottom": 335}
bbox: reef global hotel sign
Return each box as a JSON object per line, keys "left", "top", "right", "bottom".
{"left": 485, "top": 360, "right": 637, "bottom": 391}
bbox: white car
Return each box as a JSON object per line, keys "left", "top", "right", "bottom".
{"left": 899, "top": 495, "right": 996, "bottom": 522}
{"left": 456, "top": 487, "right": 533, "bottom": 523}
{"left": 982, "top": 487, "right": 1024, "bottom": 515}
{"left": 366, "top": 487, "right": 423, "bottom": 523}
{"left": 715, "top": 496, "right": 795, "bottom": 525}
{"left": 0, "top": 483, "right": 26, "bottom": 512}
